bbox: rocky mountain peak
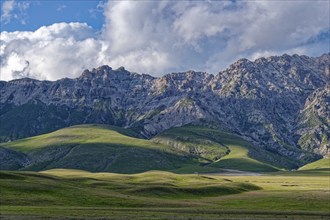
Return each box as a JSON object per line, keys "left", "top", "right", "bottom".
{"left": 0, "top": 53, "right": 329, "bottom": 165}
{"left": 80, "top": 65, "right": 114, "bottom": 78}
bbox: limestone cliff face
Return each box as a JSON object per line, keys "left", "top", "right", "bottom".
{"left": 0, "top": 54, "right": 329, "bottom": 162}
{"left": 297, "top": 83, "right": 330, "bottom": 156}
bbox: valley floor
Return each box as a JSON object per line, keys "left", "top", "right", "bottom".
{"left": 1, "top": 169, "right": 329, "bottom": 220}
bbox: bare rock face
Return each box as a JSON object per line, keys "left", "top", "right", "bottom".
{"left": 0, "top": 54, "right": 329, "bottom": 164}
{"left": 206, "top": 54, "right": 329, "bottom": 162}
{"left": 296, "top": 83, "right": 330, "bottom": 156}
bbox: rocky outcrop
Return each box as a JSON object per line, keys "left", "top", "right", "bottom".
{"left": 0, "top": 54, "right": 329, "bottom": 163}
{"left": 297, "top": 83, "right": 330, "bottom": 156}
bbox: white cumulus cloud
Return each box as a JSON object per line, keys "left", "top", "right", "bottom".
{"left": 1, "top": 23, "right": 104, "bottom": 81}
{"left": 0, "top": 0, "right": 329, "bottom": 81}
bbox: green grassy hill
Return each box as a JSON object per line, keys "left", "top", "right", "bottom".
{"left": 153, "top": 126, "right": 288, "bottom": 172}
{"left": 209, "top": 145, "right": 278, "bottom": 172}
{"left": 0, "top": 124, "right": 295, "bottom": 173}
{"left": 0, "top": 124, "right": 194, "bottom": 173}
{"left": 299, "top": 157, "right": 330, "bottom": 170}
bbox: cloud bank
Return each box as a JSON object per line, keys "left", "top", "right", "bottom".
{"left": 1, "top": 0, "right": 329, "bottom": 81}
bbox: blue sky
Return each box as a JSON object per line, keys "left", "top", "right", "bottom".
{"left": 1, "top": 0, "right": 329, "bottom": 81}
{"left": 1, "top": 0, "right": 105, "bottom": 31}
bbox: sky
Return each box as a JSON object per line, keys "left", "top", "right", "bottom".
{"left": 0, "top": 0, "right": 329, "bottom": 81}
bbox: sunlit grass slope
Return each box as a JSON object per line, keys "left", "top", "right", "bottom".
{"left": 299, "top": 157, "right": 330, "bottom": 170}
{"left": 0, "top": 124, "right": 195, "bottom": 173}
{"left": 210, "top": 145, "right": 278, "bottom": 172}
{"left": 1, "top": 124, "right": 143, "bottom": 152}
{"left": 154, "top": 126, "right": 281, "bottom": 172}
{"left": 1, "top": 169, "right": 261, "bottom": 206}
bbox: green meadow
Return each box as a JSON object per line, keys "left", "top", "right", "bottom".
{"left": 1, "top": 168, "right": 329, "bottom": 219}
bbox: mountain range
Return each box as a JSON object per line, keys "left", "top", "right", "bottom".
{"left": 0, "top": 53, "right": 329, "bottom": 171}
